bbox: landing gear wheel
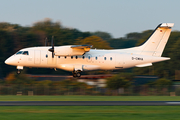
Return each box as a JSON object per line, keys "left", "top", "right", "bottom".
{"left": 76, "top": 72, "right": 81, "bottom": 78}
{"left": 72, "top": 70, "right": 81, "bottom": 78}
{"left": 73, "top": 73, "right": 77, "bottom": 77}
{"left": 16, "top": 69, "right": 21, "bottom": 74}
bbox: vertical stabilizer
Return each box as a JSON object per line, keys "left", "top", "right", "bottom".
{"left": 139, "top": 23, "right": 174, "bottom": 57}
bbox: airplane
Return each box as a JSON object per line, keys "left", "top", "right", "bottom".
{"left": 5, "top": 23, "right": 174, "bottom": 78}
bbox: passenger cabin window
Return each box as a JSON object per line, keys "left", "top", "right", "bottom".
{"left": 71, "top": 56, "right": 73, "bottom": 59}
{"left": 58, "top": 56, "right": 60, "bottom": 58}
{"left": 110, "top": 57, "right": 112, "bottom": 61}
{"left": 88, "top": 56, "right": 91, "bottom": 60}
{"left": 82, "top": 56, "right": 85, "bottom": 59}
{"left": 23, "top": 51, "right": 29, "bottom": 55}
{"left": 76, "top": 56, "right": 78, "bottom": 59}
{"left": 95, "top": 57, "right": 98, "bottom": 60}
{"left": 46, "top": 55, "right": 48, "bottom": 58}
{"left": 104, "top": 57, "right": 106, "bottom": 60}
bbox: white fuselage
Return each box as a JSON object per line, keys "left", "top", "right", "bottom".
{"left": 5, "top": 46, "right": 169, "bottom": 72}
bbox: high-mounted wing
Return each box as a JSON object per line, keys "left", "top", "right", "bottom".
{"left": 71, "top": 45, "right": 92, "bottom": 52}
{"left": 54, "top": 45, "right": 92, "bottom": 56}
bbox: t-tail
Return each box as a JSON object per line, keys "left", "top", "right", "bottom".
{"left": 138, "top": 23, "right": 174, "bottom": 57}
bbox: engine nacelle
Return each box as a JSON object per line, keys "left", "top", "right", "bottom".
{"left": 54, "top": 46, "right": 85, "bottom": 56}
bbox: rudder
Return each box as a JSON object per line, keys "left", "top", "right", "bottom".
{"left": 139, "top": 23, "right": 174, "bottom": 57}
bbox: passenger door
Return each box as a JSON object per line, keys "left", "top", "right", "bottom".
{"left": 34, "top": 50, "right": 41, "bottom": 64}
{"left": 115, "top": 53, "right": 124, "bottom": 68}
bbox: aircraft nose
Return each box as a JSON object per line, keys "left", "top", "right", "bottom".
{"left": 5, "top": 56, "right": 15, "bottom": 65}
{"left": 5, "top": 58, "right": 11, "bottom": 65}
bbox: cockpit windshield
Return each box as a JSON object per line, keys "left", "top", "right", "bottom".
{"left": 16, "top": 51, "right": 23, "bottom": 55}
{"left": 16, "top": 51, "right": 29, "bottom": 55}
{"left": 23, "top": 51, "right": 29, "bottom": 55}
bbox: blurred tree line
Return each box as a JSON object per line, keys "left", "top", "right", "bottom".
{"left": 0, "top": 72, "right": 173, "bottom": 96}
{"left": 0, "top": 18, "right": 180, "bottom": 80}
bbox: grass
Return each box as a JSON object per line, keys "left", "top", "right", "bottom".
{"left": 0, "top": 96, "right": 179, "bottom": 120}
{"left": 0, "top": 106, "right": 180, "bottom": 120}
{"left": 0, "top": 95, "right": 180, "bottom": 101}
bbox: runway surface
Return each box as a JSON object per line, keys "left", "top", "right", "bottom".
{"left": 0, "top": 101, "right": 180, "bottom": 106}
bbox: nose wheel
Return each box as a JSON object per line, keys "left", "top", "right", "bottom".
{"left": 16, "top": 69, "right": 21, "bottom": 74}
{"left": 72, "top": 70, "right": 81, "bottom": 78}
{"left": 16, "top": 66, "right": 23, "bottom": 74}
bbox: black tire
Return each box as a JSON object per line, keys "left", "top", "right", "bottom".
{"left": 73, "top": 73, "right": 77, "bottom": 77}
{"left": 72, "top": 71, "right": 81, "bottom": 78}
{"left": 17, "top": 70, "right": 21, "bottom": 74}
{"left": 76, "top": 72, "right": 81, "bottom": 77}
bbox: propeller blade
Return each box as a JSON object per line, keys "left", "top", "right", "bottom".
{"left": 51, "top": 36, "right": 54, "bottom": 49}
{"left": 52, "top": 36, "right": 54, "bottom": 58}
{"left": 48, "top": 36, "right": 54, "bottom": 58}
{"left": 52, "top": 52, "right": 54, "bottom": 58}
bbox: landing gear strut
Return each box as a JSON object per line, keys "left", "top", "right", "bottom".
{"left": 16, "top": 66, "right": 23, "bottom": 74}
{"left": 72, "top": 70, "right": 81, "bottom": 78}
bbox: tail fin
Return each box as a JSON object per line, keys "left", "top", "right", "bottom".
{"left": 139, "top": 23, "right": 174, "bottom": 57}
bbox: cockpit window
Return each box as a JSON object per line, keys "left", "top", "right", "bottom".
{"left": 16, "top": 51, "right": 29, "bottom": 55}
{"left": 23, "top": 51, "right": 29, "bottom": 55}
{"left": 16, "top": 51, "right": 23, "bottom": 55}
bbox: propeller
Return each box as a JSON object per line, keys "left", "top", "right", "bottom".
{"left": 48, "top": 36, "right": 54, "bottom": 58}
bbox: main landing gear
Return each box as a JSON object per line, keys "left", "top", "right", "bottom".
{"left": 72, "top": 70, "right": 81, "bottom": 78}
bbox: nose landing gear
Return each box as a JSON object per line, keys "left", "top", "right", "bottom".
{"left": 72, "top": 70, "right": 82, "bottom": 78}
{"left": 16, "top": 69, "right": 21, "bottom": 74}
{"left": 16, "top": 66, "right": 23, "bottom": 74}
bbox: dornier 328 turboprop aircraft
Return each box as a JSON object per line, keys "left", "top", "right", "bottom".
{"left": 5, "top": 23, "right": 174, "bottom": 77}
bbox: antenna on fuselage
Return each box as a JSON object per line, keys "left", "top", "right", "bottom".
{"left": 48, "top": 36, "right": 54, "bottom": 58}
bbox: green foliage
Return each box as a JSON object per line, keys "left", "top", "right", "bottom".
{"left": 76, "top": 36, "right": 112, "bottom": 49}
{"left": 135, "top": 30, "right": 153, "bottom": 46}
{"left": 147, "top": 78, "right": 172, "bottom": 89}
{"left": 106, "top": 73, "right": 132, "bottom": 90}
{"left": 36, "top": 80, "right": 53, "bottom": 86}
{"left": 107, "top": 38, "right": 137, "bottom": 49}
{"left": 5, "top": 72, "right": 35, "bottom": 85}
{"left": 0, "top": 106, "right": 180, "bottom": 120}
{"left": 175, "top": 87, "right": 180, "bottom": 96}
{"left": 154, "top": 78, "right": 172, "bottom": 86}
{"left": 91, "top": 31, "right": 112, "bottom": 41}
{"left": 126, "top": 32, "right": 142, "bottom": 39}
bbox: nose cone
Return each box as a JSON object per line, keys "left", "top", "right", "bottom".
{"left": 5, "top": 58, "right": 11, "bottom": 65}
{"left": 5, "top": 56, "right": 15, "bottom": 65}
